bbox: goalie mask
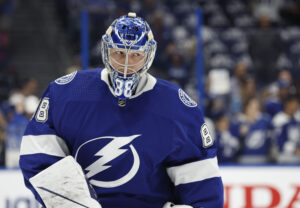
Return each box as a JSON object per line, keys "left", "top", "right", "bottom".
{"left": 101, "top": 12, "right": 157, "bottom": 100}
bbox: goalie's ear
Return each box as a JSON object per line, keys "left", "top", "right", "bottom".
{"left": 29, "top": 156, "right": 102, "bottom": 208}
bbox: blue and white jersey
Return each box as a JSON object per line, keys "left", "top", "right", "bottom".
{"left": 216, "top": 130, "right": 240, "bottom": 163}
{"left": 19, "top": 68, "right": 223, "bottom": 208}
{"left": 232, "top": 114, "right": 272, "bottom": 164}
{"left": 276, "top": 118, "right": 300, "bottom": 152}
{"left": 6, "top": 113, "right": 28, "bottom": 168}
{"left": 272, "top": 112, "right": 300, "bottom": 163}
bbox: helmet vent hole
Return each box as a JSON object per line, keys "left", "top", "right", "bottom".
{"left": 122, "top": 25, "right": 126, "bottom": 30}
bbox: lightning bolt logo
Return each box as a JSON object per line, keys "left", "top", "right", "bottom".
{"left": 75, "top": 135, "right": 141, "bottom": 188}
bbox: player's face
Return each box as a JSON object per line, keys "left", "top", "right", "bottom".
{"left": 109, "top": 48, "right": 146, "bottom": 75}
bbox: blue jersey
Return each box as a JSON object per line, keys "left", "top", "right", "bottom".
{"left": 264, "top": 98, "right": 283, "bottom": 118}
{"left": 276, "top": 118, "right": 300, "bottom": 153}
{"left": 232, "top": 114, "right": 272, "bottom": 163}
{"left": 272, "top": 112, "right": 300, "bottom": 163}
{"left": 19, "top": 68, "right": 223, "bottom": 208}
{"left": 6, "top": 113, "right": 28, "bottom": 167}
{"left": 216, "top": 130, "right": 240, "bottom": 164}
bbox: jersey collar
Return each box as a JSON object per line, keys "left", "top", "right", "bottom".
{"left": 101, "top": 68, "right": 157, "bottom": 99}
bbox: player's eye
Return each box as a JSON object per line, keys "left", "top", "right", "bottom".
{"left": 116, "top": 51, "right": 124, "bottom": 55}
{"left": 133, "top": 53, "right": 141, "bottom": 57}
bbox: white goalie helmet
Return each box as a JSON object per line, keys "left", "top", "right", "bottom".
{"left": 101, "top": 12, "right": 157, "bottom": 100}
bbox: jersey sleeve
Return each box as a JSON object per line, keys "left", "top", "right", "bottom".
{"left": 19, "top": 83, "right": 70, "bottom": 206}
{"left": 165, "top": 105, "right": 223, "bottom": 207}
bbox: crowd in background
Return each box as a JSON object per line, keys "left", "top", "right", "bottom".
{"left": 0, "top": 0, "right": 40, "bottom": 168}
{"left": 0, "top": 0, "right": 300, "bottom": 167}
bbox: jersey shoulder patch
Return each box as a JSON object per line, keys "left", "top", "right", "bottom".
{"left": 55, "top": 71, "right": 77, "bottom": 85}
{"left": 178, "top": 88, "right": 197, "bottom": 107}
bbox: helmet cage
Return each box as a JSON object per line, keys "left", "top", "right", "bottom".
{"left": 101, "top": 15, "right": 156, "bottom": 100}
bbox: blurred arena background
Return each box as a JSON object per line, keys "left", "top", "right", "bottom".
{"left": 0, "top": 0, "right": 300, "bottom": 207}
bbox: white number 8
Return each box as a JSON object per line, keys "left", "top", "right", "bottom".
{"left": 35, "top": 97, "right": 49, "bottom": 122}
{"left": 114, "top": 79, "right": 134, "bottom": 98}
{"left": 115, "top": 79, "right": 124, "bottom": 96}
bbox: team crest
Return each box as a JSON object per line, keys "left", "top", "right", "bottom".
{"left": 75, "top": 135, "right": 140, "bottom": 188}
{"left": 55, "top": 71, "right": 77, "bottom": 85}
{"left": 178, "top": 89, "right": 197, "bottom": 107}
